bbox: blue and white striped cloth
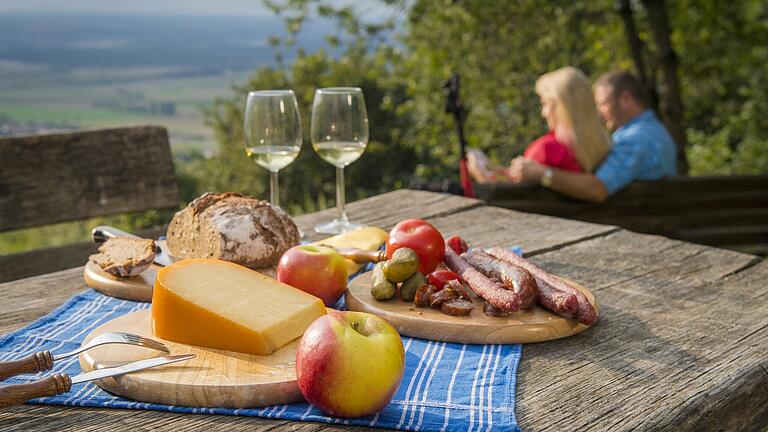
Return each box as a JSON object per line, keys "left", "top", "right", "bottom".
{"left": 0, "top": 257, "right": 523, "bottom": 432}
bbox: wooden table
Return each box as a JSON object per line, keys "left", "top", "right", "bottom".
{"left": 1, "top": 190, "right": 766, "bottom": 431}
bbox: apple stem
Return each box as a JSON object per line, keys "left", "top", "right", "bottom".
{"left": 351, "top": 321, "right": 360, "bottom": 332}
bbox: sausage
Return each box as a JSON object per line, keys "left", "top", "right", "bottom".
{"left": 482, "top": 301, "right": 511, "bottom": 317}
{"left": 443, "top": 245, "right": 521, "bottom": 312}
{"left": 535, "top": 281, "right": 579, "bottom": 317}
{"left": 444, "top": 279, "right": 473, "bottom": 302}
{"left": 486, "top": 247, "right": 598, "bottom": 325}
{"left": 461, "top": 250, "right": 537, "bottom": 309}
{"left": 429, "top": 287, "right": 458, "bottom": 308}
{"left": 413, "top": 284, "right": 434, "bottom": 307}
{"left": 441, "top": 299, "right": 473, "bottom": 316}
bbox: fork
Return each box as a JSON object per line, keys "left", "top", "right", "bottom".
{"left": 0, "top": 332, "right": 169, "bottom": 381}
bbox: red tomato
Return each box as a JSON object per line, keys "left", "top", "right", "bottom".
{"left": 427, "top": 270, "right": 462, "bottom": 291}
{"left": 386, "top": 219, "right": 445, "bottom": 274}
{"left": 446, "top": 235, "right": 469, "bottom": 255}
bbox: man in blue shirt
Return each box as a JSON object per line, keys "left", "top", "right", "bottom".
{"left": 509, "top": 70, "right": 677, "bottom": 202}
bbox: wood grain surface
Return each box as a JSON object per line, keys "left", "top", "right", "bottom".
{"left": 0, "top": 126, "right": 179, "bottom": 232}
{"left": 1, "top": 190, "right": 766, "bottom": 432}
{"left": 346, "top": 271, "right": 596, "bottom": 344}
{"left": 78, "top": 310, "right": 304, "bottom": 408}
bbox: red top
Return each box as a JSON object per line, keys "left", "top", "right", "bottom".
{"left": 523, "top": 131, "right": 582, "bottom": 172}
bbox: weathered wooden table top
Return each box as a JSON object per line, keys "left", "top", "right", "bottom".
{"left": 1, "top": 189, "right": 766, "bottom": 432}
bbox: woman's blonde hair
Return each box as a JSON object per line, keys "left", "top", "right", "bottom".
{"left": 535, "top": 67, "right": 611, "bottom": 172}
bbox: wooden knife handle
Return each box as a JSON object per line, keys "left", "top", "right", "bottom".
{"left": 0, "top": 373, "right": 71, "bottom": 408}
{"left": 0, "top": 351, "right": 54, "bottom": 381}
{"left": 336, "top": 248, "right": 387, "bottom": 264}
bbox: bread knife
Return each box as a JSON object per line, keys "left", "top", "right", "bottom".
{"left": 0, "top": 354, "right": 194, "bottom": 408}
{"left": 92, "top": 225, "right": 174, "bottom": 267}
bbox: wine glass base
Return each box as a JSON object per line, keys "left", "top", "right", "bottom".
{"left": 314, "top": 218, "right": 365, "bottom": 235}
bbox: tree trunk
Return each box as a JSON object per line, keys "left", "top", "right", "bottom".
{"left": 642, "top": 0, "right": 689, "bottom": 174}
{"left": 617, "top": 0, "right": 658, "bottom": 112}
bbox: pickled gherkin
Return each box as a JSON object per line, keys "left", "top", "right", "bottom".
{"left": 382, "top": 248, "right": 419, "bottom": 282}
{"left": 399, "top": 272, "right": 426, "bottom": 301}
{"left": 370, "top": 262, "right": 396, "bottom": 300}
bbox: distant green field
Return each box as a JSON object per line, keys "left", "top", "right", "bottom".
{"left": 0, "top": 68, "right": 252, "bottom": 155}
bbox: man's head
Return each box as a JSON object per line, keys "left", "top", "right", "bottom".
{"left": 593, "top": 70, "right": 648, "bottom": 131}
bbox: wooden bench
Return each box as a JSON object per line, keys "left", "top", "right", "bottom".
{"left": 411, "top": 175, "right": 768, "bottom": 255}
{"left": 0, "top": 126, "right": 179, "bottom": 282}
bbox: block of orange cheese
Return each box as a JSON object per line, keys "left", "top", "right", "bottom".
{"left": 152, "top": 258, "right": 326, "bottom": 355}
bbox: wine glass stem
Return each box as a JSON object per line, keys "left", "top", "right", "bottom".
{"left": 270, "top": 170, "right": 279, "bottom": 207}
{"left": 336, "top": 166, "right": 348, "bottom": 222}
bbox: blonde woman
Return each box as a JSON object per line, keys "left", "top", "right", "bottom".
{"left": 512, "top": 67, "right": 611, "bottom": 179}
{"left": 468, "top": 67, "right": 611, "bottom": 183}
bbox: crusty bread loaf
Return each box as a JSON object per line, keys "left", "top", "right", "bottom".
{"left": 89, "top": 237, "right": 156, "bottom": 278}
{"left": 166, "top": 192, "right": 300, "bottom": 269}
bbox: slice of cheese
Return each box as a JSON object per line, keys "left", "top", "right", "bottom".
{"left": 311, "top": 226, "right": 388, "bottom": 275}
{"left": 152, "top": 258, "right": 326, "bottom": 355}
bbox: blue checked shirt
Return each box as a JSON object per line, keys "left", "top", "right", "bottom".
{"left": 596, "top": 110, "right": 677, "bottom": 195}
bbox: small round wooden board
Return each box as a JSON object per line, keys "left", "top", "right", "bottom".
{"left": 78, "top": 309, "right": 304, "bottom": 408}
{"left": 346, "top": 271, "right": 598, "bottom": 344}
{"left": 83, "top": 261, "right": 157, "bottom": 302}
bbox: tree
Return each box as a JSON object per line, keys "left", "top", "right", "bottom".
{"left": 190, "top": 0, "right": 767, "bottom": 214}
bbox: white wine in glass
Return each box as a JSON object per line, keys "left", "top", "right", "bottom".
{"left": 311, "top": 87, "right": 369, "bottom": 234}
{"left": 243, "top": 90, "right": 302, "bottom": 207}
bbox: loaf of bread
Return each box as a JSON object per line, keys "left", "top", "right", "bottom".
{"left": 166, "top": 192, "right": 300, "bottom": 269}
{"left": 89, "top": 237, "right": 156, "bottom": 278}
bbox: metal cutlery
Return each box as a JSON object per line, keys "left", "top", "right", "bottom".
{"left": 0, "top": 332, "right": 169, "bottom": 381}
{"left": 0, "top": 354, "right": 194, "bottom": 408}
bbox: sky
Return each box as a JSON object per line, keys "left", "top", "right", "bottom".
{"left": 0, "top": 0, "right": 399, "bottom": 19}
{"left": 0, "top": 0, "right": 272, "bottom": 16}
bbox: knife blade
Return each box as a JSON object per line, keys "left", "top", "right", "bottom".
{"left": 92, "top": 225, "right": 175, "bottom": 267}
{"left": 0, "top": 354, "right": 195, "bottom": 408}
{"left": 71, "top": 354, "right": 194, "bottom": 384}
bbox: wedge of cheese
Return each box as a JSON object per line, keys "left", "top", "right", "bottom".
{"left": 311, "top": 226, "right": 388, "bottom": 275}
{"left": 152, "top": 258, "right": 326, "bottom": 355}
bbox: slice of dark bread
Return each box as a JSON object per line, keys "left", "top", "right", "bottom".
{"left": 89, "top": 237, "right": 156, "bottom": 278}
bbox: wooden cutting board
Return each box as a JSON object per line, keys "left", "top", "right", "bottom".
{"left": 346, "top": 271, "right": 598, "bottom": 344}
{"left": 78, "top": 309, "right": 304, "bottom": 408}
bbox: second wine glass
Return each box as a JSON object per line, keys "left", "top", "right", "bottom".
{"left": 243, "top": 90, "right": 302, "bottom": 208}
{"left": 311, "top": 87, "right": 369, "bottom": 234}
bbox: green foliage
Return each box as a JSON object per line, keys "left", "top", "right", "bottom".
{"left": 197, "top": 0, "right": 767, "bottom": 214}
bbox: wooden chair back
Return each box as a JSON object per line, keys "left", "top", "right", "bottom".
{"left": 0, "top": 125, "right": 179, "bottom": 232}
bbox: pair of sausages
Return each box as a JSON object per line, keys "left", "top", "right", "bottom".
{"left": 442, "top": 239, "right": 598, "bottom": 325}
{"left": 485, "top": 247, "right": 598, "bottom": 326}
{"left": 443, "top": 246, "right": 522, "bottom": 312}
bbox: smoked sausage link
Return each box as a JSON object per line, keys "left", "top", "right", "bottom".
{"left": 486, "top": 247, "right": 598, "bottom": 325}
{"left": 443, "top": 245, "right": 521, "bottom": 312}
{"left": 461, "top": 250, "right": 538, "bottom": 309}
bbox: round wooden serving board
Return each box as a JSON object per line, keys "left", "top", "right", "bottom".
{"left": 78, "top": 309, "right": 303, "bottom": 408}
{"left": 346, "top": 271, "right": 598, "bottom": 344}
{"left": 83, "top": 261, "right": 157, "bottom": 302}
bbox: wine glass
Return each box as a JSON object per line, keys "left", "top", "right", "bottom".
{"left": 243, "top": 90, "right": 302, "bottom": 207}
{"left": 311, "top": 87, "right": 369, "bottom": 234}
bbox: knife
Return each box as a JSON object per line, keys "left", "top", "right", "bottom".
{"left": 0, "top": 354, "right": 194, "bottom": 408}
{"left": 92, "top": 225, "right": 174, "bottom": 267}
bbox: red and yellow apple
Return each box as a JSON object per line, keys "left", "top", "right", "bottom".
{"left": 296, "top": 311, "right": 405, "bottom": 418}
{"left": 277, "top": 245, "right": 348, "bottom": 306}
